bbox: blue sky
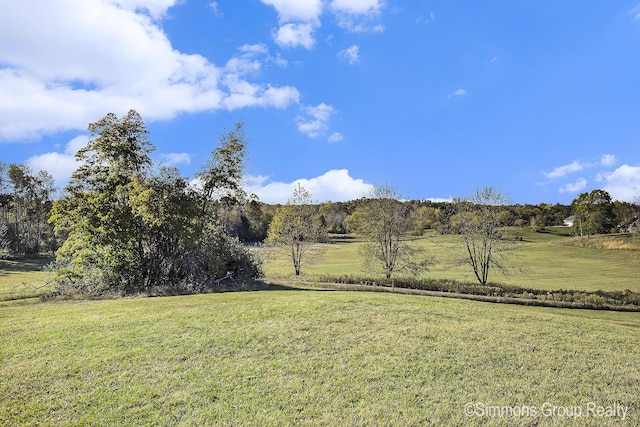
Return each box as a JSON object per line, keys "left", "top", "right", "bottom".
{"left": 1, "top": 0, "right": 640, "bottom": 204}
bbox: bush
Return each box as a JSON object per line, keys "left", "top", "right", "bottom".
{"left": 315, "top": 274, "right": 640, "bottom": 310}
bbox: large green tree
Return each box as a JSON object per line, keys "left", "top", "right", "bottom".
{"left": 571, "top": 189, "right": 615, "bottom": 238}
{"left": 51, "top": 110, "right": 155, "bottom": 292}
{"left": 50, "top": 111, "right": 261, "bottom": 295}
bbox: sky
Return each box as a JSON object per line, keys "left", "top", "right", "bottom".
{"left": 1, "top": 0, "right": 640, "bottom": 204}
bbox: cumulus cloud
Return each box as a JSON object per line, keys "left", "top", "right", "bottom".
{"left": 0, "top": 1, "right": 299, "bottom": 141}
{"left": 273, "top": 23, "right": 316, "bottom": 49}
{"left": 328, "top": 132, "right": 344, "bottom": 142}
{"left": 260, "top": 0, "right": 323, "bottom": 23}
{"left": 601, "top": 164, "right": 640, "bottom": 202}
{"left": 542, "top": 160, "right": 583, "bottom": 179}
{"left": 559, "top": 178, "right": 587, "bottom": 194}
{"left": 330, "top": 0, "right": 383, "bottom": 15}
{"left": 330, "top": 0, "right": 385, "bottom": 32}
{"left": 26, "top": 135, "right": 89, "bottom": 185}
{"left": 337, "top": 45, "right": 360, "bottom": 64}
{"left": 296, "top": 103, "right": 336, "bottom": 138}
{"left": 245, "top": 169, "right": 374, "bottom": 203}
{"left": 261, "top": 0, "right": 384, "bottom": 48}
{"left": 159, "top": 152, "right": 191, "bottom": 166}
{"left": 601, "top": 154, "right": 617, "bottom": 166}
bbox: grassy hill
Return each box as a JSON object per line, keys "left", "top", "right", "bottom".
{"left": 265, "top": 228, "right": 640, "bottom": 292}
{"left": 1, "top": 291, "right": 639, "bottom": 426}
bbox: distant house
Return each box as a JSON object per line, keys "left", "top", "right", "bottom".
{"left": 563, "top": 215, "right": 574, "bottom": 227}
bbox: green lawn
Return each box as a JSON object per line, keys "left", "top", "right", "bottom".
{"left": 266, "top": 229, "right": 640, "bottom": 292}
{"left": 1, "top": 290, "right": 639, "bottom": 426}
{"left": 0, "top": 257, "right": 53, "bottom": 300}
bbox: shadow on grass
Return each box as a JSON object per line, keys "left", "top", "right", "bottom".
{"left": 266, "top": 283, "right": 336, "bottom": 292}
{"left": 0, "top": 258, "right": 53, "bottom": 277}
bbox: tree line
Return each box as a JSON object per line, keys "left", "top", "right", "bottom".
{"left": 1, "top": 111, "right": 638, "bottom": 294}
{"left": 0, "top": 163, "right": 56, "bottom": 256}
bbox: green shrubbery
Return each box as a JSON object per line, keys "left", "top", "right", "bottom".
{"left": 48, "top": 112, "right": 262, "bottom": 297}
{"left": 317, "top": 274, "right": 640, "bottom": 310}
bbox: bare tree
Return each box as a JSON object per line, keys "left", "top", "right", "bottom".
{"left": 451, "top": 186, "right": 521, "bottom": 285}
{"left": 267, "top": 184, "right": 326, "bottom": 276}
{"left": 348, "top": 185, "right": 430, "bottom": 279}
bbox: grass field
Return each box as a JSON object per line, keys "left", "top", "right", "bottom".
{"left": 265, "top": 228, "right": 640, "bottom": 292}
{"left": 1, "top": 290, "right": 639, "bottom": 426}
{"left": 0, "top": 257, "right": 53, "bottom": 300}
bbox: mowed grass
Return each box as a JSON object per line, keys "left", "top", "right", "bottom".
{"left": 0, "top": 258, "right": 53, "bottom": 300}
{"left": 265, "top": 229, "right": 640, "bottom": 292}
{"left": 1, "top": 291, "right": 639, "bottom": 426}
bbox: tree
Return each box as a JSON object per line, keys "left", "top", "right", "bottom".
{"left": 196, "top": 121, "right": 247, "bottom": 216}
{"left": 50, "top": 110, "right": 155, "bottom": 293}
{"left": 450, "top": 186, "right": 520, "bottom": 285}
{"left": 571, "top": 189, "right": 615, "bottom": 238}
{"left": 267, "top": 184, "right": 326, "bottom": 276}
{"left": 634, "top": 196, "right": 640, "bottom": 238}
{"left": 50, "top": 111, "right": 261, "bottom": 295}
{"left": 0, "top": 164, "right": 57, "bottom": 255}
{"left": 347, "top": 185, "right": 429, "bottom": 279}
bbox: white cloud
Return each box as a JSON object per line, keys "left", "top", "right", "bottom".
{"left": 25, "top": 135, "right": 89, "bottom": 185}
{"left": 0, "top": 1, "right": 299, "bottom": 141}
{"left": 330, "top": 0, "right": 383, "bottom": 15}
{"left": 209, "top": 2, "right": 222, "bottom": 16}
{"left": 328, "top": 132, "right": 344, "bottom": 142}
{"left": 417, "top": 13, "right": 435, "bottom": 24}
{"left": 245, "top": 169, "right": 374, "bottom": 203}
{"left": 331, "top": 0, "right": 384, "bottom": 32}
{"left": 631, "top": 4, "right": 640, "bottom": 21}
{"left": 559, "top": 178, "right": 587, "bottom": 194}
{"left": 261, "top": 0, "right": 384, "bottom": 47}
{"left": 423, "top": 197, "right": 453, "bottom": 203}
{"left": 159, "top": 152, "right": 191, "bottom": 166}
{"left": 601, "top": 164, "right": 640, "bottom": 202}
{"left": 260, "top": 0, "right": 323, "bottom": 23}
{"left": 450, "top": 89, "right": 467, "bottom": 97}
{"left": 112, "top": 0, "right": 177, "bottom": 20}
{"left": 273, "top": 23, "right": 316, "bottom": 49}
{"left": 337, "top": 45, "right": 360, "bottom": 64}
{"left": 296, "top": 103, "right": 335, "bottom": 138}
{"left": 601, "top": 154, "right": 617, "bottom": 166}
{"left": 261, "top": 0, "right": 322, "bottom": 49}
{"left": 542, "top": 160, "right": 583, "bottom": 179}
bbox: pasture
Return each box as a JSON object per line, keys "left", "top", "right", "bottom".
{"left": 1, "top": 290, "right": 639, "bottom": 426}
{"left": 265, "top": 228, "right": 640, "bottom": 292}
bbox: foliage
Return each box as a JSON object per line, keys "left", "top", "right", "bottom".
{"left": 0, "top": 162, "right": 57, "bottom": 255}
{"left": 49, "top": 111, "right": 261, "bottom": 295}
{"left": 347, "top": 185, "right": 430, "bottom": 278}
{"left": 317, "top": 274, "right": 640, "bottom": 310}
{"left": 196, "top": 121, "right": 247, "bottom": 212}
{"left": 571, "top": 189, "right": 615, "bottom": 238}
{"left": 448, "top": 187, "right": 522, "bottom": 285}
{"left": 267, "top": 184, "right": 326, "bottom": 276}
